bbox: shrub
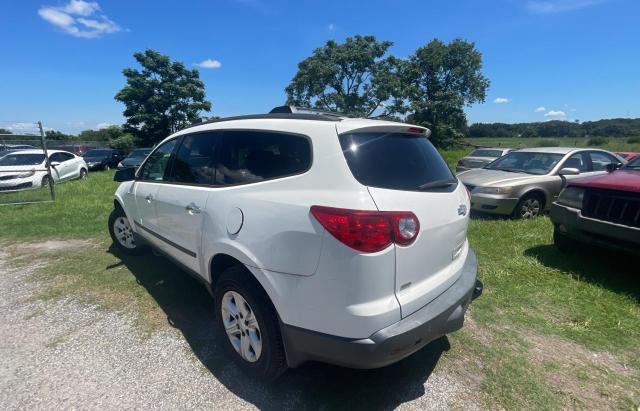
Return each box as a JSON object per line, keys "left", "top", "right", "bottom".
{"left": 627, "top": 137, "right": 640, "bottom": 144}
{"left": 587, "top": 137, "right": 609, "bottom": 146}
{"left": 535, "top": 139, "right": 560, "bottom": 147}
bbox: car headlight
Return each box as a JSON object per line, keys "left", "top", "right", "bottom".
{"left": 16, "top": 170, "right": 36, "bottom": 178}
{"left": 117, "top": 162, "right": 123, "bottom": 168}
{"left": 474, "top": 186, "right": 514, "bottom": 195}
{"left": 557, "top": 186, "right": 585, "bottom": 209}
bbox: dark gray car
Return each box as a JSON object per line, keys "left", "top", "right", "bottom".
{"left": 458, "top": 147, "right": 625, "bottom": 218}
{"left": 116, "top": 148, "right": 152, "bottom": 170}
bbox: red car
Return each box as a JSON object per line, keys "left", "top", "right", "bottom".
{"left": 550, "top": 156, "right": 640, "bottom": 255}
{"left": 614, "top": 151, "right": 640, "bottom": 162}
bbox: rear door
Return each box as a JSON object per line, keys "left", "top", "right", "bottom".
{"left": 339, "top": 130, "right": 470, "bottom": 317}
{"left": 153, "top": 132, "right": 221, "bottom": 274}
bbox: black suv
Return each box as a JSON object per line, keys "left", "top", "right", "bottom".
{"left": 83, "top": 149, "right": 123, "bottom": 171}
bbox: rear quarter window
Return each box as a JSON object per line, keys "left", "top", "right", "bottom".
{"left": 339, "top": 132, "right": 455, "bottom": 191}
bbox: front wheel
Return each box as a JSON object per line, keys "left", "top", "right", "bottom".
{"left": 553, "top": 229, "right": 576, "bottom": 253}
{"left": 41, "top": 175, "right": 52, "bottom": 189}
{"left": 104, "top": 164, "right": 111, "bottom": 171}
{"left": 215, "top": 266, "right": 287, "bottom": 380}
{"left": 108, "top": 207, "right": 145, "bottom": 255}
{"left": 513, "top": 193, "right": 543, "bottom": 219}
{"left": 79, "top": 168, "right": 88, "bottom": 179}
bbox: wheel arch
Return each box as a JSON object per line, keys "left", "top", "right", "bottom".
{"left": 209, "top": 252, "right": 284, "bottom": 322}
{"left": 520, "top": 188, "right": 548, "bottom": 209}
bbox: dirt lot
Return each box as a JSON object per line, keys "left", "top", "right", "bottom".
{"left": 0, "top": 240, "right": 481, "bottom": 410}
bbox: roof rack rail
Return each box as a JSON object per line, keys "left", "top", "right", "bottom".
{"left": 269, "top": 105, "right": 350, "bottom": 118}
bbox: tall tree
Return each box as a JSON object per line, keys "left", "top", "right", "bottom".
{"left": 45, "top": 130, "right": 74, "bottom": 140}
{"left": 115, "top": 49, "right": 211, "bottom": 145}
{"left": 285, "top": 35, "right": 402, "bottom": 117}
{"left": 402, "top": 39, "right": 490, "bottom": 147}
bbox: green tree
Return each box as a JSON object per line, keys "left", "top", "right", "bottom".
{"left": 109, "top": 133, "right": 136, "bottom": 152}
{"left": 78, "top": 125, "right": 126, "bottom": 142}
{"left": 115, "top": 49, "right": 212, "bottom": 146}
{"left": 402, "top": 39, "right": 490, "bottom": 147}
{"left": 0, "top": 129, "right": 12, "bottom": 135}
{"left": 45, "top": 130, "right": 74, "bottom": 140}
{"left": 285, "top": 35, "right": 402, "bottom": 117}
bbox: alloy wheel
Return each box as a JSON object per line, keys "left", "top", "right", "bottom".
{"left": 221, "top": 291, "right": 262, "bottom": 362}
{"left": 520, "top": 198, "right": 540, "bottom": 219}
{"left": 113, "top": 216, "right": 136, "bottom": 249}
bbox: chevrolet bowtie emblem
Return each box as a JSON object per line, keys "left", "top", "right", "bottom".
{"left": 458, "top": 204, "right": 468, "bottom": 216}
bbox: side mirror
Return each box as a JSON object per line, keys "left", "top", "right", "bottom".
{"left": 559, "top": 167, "right": 580, "bottom": 176}
{"left": 606, "top": 162, "right": 622, "bottom": 172}
{"left": 114, "top": 167, "right": 135, "bottom": 182}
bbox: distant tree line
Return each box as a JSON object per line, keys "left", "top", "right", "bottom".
{"left": 469, "top": 118, "right": 640, "bottom": 138}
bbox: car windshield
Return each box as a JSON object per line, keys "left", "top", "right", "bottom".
{"left": 127, "top": 149, "right": 151, "bottom": 158}
{"left": 84, "top": 150, "right": 111, "bottom": 158}
{"left": 470, "top": 149, "right": 502, "bottom": 157}
{"left": 485, "top": 151, "right": 564, "bottom": 175}
{"left": 625, "top": 157, "right": 640, "bottom": 169}
{"left": 0, "top": 154, "right": 45, "bottom": 166}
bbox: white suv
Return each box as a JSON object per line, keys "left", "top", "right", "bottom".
{"left": 109, "top": 107, "right": 481, "bottom": 379}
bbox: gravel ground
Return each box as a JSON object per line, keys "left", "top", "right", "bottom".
{"left": 0, "top": 242, "right": 476, "bottom": 410}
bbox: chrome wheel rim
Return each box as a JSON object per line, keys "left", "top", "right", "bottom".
{"left": 221, "top": 291, "right": 262, "bottom": 362}
{"left": 113, "top": 216, "right": 136, "bottom": 249}
{"left": 520, "top": 198, "right": 540, "bottom": 219}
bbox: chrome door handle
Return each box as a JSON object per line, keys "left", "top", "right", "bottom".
{"left": 186, "top": 203, "right": 201, "bottom": 214}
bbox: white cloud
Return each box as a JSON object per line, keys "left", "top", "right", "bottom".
{"left": 534, "top": 106, "right": 546, "bottom": 112}
{"left": 38, "top": 0, "right": 122, "bottom": 38}
{"left": 493, "top": 97, "right": 511, "bottom": 104}
{"left": 544, "top": 110, "right": 567, "bottom": 119}
{"left": 195, "top": 59, "right": 222, "bottom": 69}
{"left": 95, "top": 122, "right": 113, "bottom": 129}
{"left": 526, "top": 0, "right": 605, "bottom": 14}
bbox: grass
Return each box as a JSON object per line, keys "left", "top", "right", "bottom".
{"left": 0, "top": 153, "right": 638, "bottom": 409}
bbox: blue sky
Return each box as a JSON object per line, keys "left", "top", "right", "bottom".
{"left": 1, "top": 0, "right": 639, "bottom": 134}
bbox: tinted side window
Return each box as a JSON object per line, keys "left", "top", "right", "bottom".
{"left": 562, "top": 153, "right": 589, "bottom": 172}
{"left": 138, "top": 139, "right": 178, "bottom": 181}
{"left": 339, "top": 132, "right": 454, "bottom": 191}
{"left": 60, "top": 152, "right": 75, "bottom": 161}
{"left": 168, "top": 133, "right": 221, "bottom": 185}
{"left": 49, "top": 153, "right": 64, "bottom": 163}
{"left": 589, "top": 152, "right": 618, "bottom": 171}
{"left": 215, "top": 131, "right": 311, "bottom": 186}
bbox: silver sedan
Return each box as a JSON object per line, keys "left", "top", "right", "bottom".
{"left": 458, "top": 147, "right": 626, "bottom": 218}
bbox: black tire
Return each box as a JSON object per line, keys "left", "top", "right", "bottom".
{"left": 513, "top": 192, "right": 544, "bottom": 219}
{"left": 108, "top": 207, "right": 145, "bottom": 255}
{"left": 104, "top": 164, "right": 111, "bottom": 171}
{"left": 41, "top": 175, "right": 52, "bottom": 188}
{"left": 79, "top": 168, "right": 88, "bottom": 179}
{"left": 553, "top": 228, "right": 575, "bottom": 253}
{"left": 214, "top": 265, "right": 287, "bottom": 380}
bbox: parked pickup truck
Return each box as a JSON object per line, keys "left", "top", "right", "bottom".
{"left": 551, "top": 156, "right": 640, "bottom": 255}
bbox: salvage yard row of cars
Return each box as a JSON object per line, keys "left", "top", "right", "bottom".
{"left": 103, "top": 107, "right": 640, "bottom": 379}
{"left": 0, "top": 146, "right": 152, "bottom": 191}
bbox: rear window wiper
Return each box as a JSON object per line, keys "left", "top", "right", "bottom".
{"left": 417, "top": 179, "right": 458, "bottom": 190}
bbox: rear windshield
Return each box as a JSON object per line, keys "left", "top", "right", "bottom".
{"left": 470, "top": 149, "right": 502, "bottom": 158}
{"left": 84, "top": 150, "right": 111, "bottom": 158}
{"left": 339, "top": 132, "right": 455, "bottom": 191}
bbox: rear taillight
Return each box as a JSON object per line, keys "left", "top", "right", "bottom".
{"left": 310, "top": 206, "right": 419, "bottom": 253}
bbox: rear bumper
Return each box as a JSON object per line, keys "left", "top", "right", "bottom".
{"left": 470, "top": 194, "right": 518, "bottom": 215}
{"left": 550, "top": 203, "right": 640, "bottom": 254}
{"left": 280, "top": 249, "right": 480, "bottom": 369}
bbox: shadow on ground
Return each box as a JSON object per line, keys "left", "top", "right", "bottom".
{"left": 107, "top": 245, "right": 450, "bottom": 410}
{"left": 524, "top": 244, "right": 639, "bottom": 301}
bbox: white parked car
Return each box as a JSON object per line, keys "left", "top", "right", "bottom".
{"left": 108, "top": 107, "right": 481, "bottom": 379}
{"left": 0, "top": 149, "right": 87, "bottom": 191}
